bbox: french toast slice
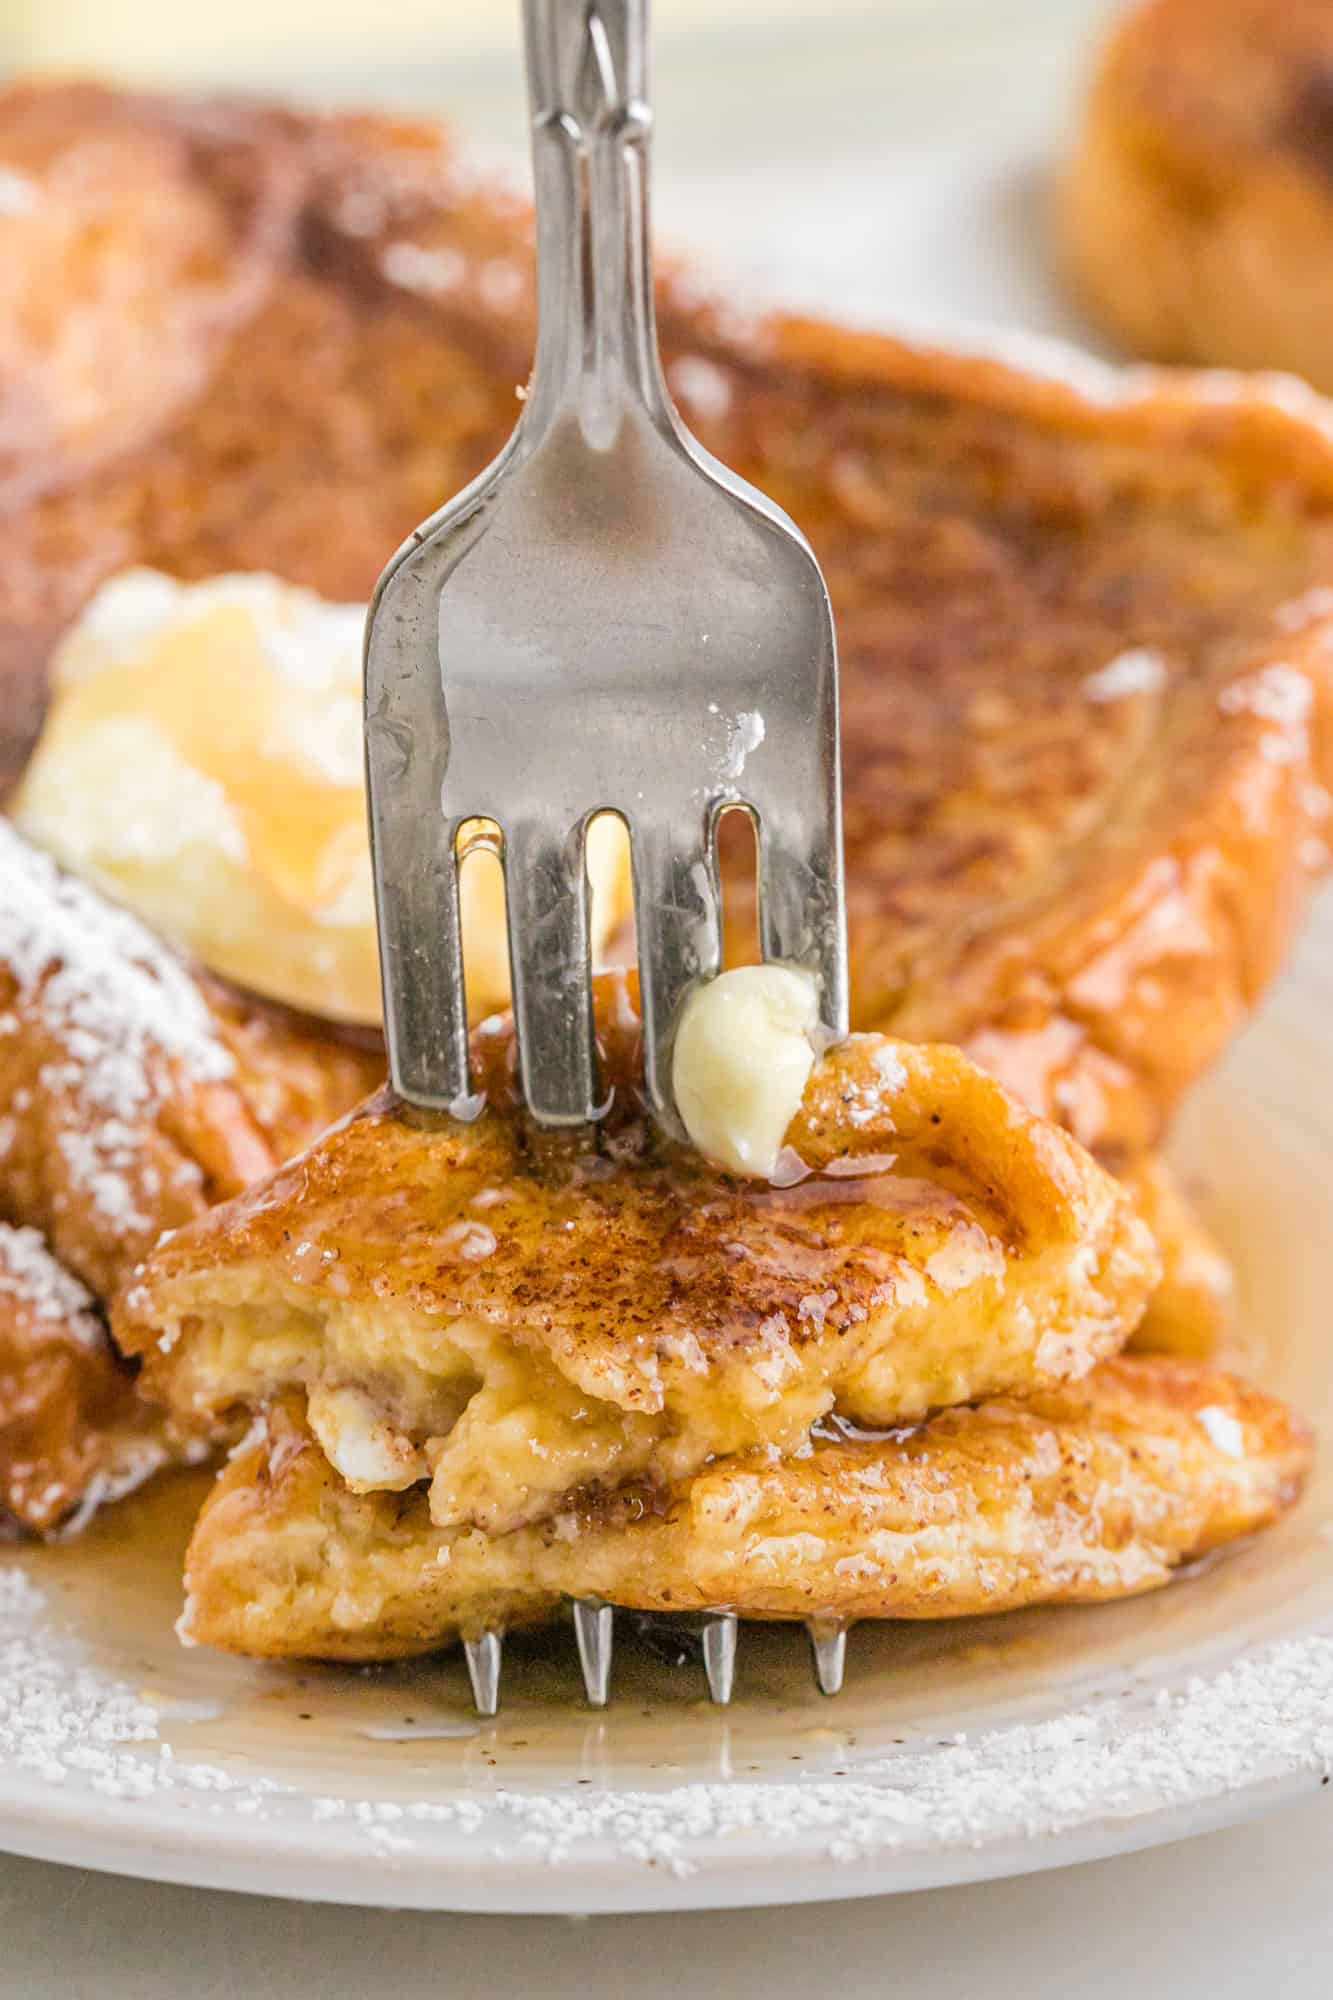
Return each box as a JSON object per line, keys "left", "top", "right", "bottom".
{"left": 2, "top": 82, "right": 1333, "bottom": 1167}
{"left": 0, "top": 820, "right": 381, "bottom": 1304}
{"left": 116, "top": 973, "right": 1159, "bottom": 1541}
{"left": 0, "top": 1221, "right": 182, "bottom": 1534}
{"left": 1063, "top": 0, "right": 1333, "bottom": 391}
{"left": 179, "top": 1357, "right": 1310, "bottom": 1659}
{"left": 1122, "top": 1153, "right": 1236, "bottom": 1358}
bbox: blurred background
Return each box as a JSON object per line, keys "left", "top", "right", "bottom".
{"left": 1, "top": 0, "right": 1122, "bottom": 343}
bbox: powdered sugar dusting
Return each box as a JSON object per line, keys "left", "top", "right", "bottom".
{"left": 1196, "top": 1404, "right": 1246, "bottom": 1459}
{"left": 669, "top": 355, "right": 734, "bottom": 423}
{"left": 1084, "top": 648, "right": 1167, "bottom": 703}
{"left": 1218, "top": 663, "right": 1314, "bottom": 729}
{"left": 0, "top": 1223, "right": 99, "bottom": 1335}
{"left": 399, "top": 1636, "right": 1333, "bottom": 1870}
{"left": 1217, "top": 664, "right": 1315, "bottom": 775}
{"left": 274, "top": 1631, "right": 1333, "bottom": 1870}
{"left": 0, "top": 1576, "right": 277, "bottom": 1807}
{"left": 380, "top": 240, "right": 466, "bottom": 298}
{"left": 1276, "top": 586, "right": 1333, "bottom": 633}
{"left": 0, "top": 167, "right": 36, "bottom": 216}
{"left": 0, "top": 1569, "right": 44, "bottom": 1618}
{"left": 0, "top": 821, "right": 232, "bottom": 1234}
{"left": 1, "top": 1563, "right": 1329, "bottom": 1888}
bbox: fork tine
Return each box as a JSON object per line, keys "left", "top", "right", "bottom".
{"left": 371, "top": 804, "right": 472, "bottom": 1114}
{"left": 464, "top": 1628, "right": 505, "bottom": 1717}
{"left": 754, "top": 791, "right": 849, "bottom": 1040}
{"left": 365, "top": 544, "right": 474, "bottom": 1114}
{"left": 630, "top": 811, "right": 723, "bottom": 1123}
{"left": 807, "top": 1617, "right": 849, "bottom": 1697}
{"left": 572, "top": 1597, "right": 615, "bottom": 1707}
{"left": 702, "top": 1613, "right": 738, "bottom": 1705}
{"left": 503, "top": 816, "right": 600, "bottom": 1126}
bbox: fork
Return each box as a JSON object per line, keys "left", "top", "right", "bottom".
{"left": 364, "top": 0, "right": 848, "bottom": 1713}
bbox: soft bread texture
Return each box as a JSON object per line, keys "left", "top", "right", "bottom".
{"left": 117, "top": 973, "right": 1159, "bottom": 1539}
{"left": 1063, "top": 0, "right": 1333, "bottom": 390}
{"left": 180, "top": 1357, "right": 1311, "bottom": 1658}
{"left": 2, "top": 84, "right": 1333, "bottom": 1165}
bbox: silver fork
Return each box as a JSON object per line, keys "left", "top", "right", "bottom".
{"left": 364, "top": 0, "right": 848, "bottom": 1713}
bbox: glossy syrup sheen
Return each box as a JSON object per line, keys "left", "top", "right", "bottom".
{"left": 4, "top": 86, "right": 1333, "bottom": 1175}
{"left": 131, "top": 995, "right": 1058, "bottom": 1338}
{"left": 111, "top": 983, "right": 1162, "bottom": 1595}
{"left": 120, "top": 987, "right": 1154, "bottom": 1503}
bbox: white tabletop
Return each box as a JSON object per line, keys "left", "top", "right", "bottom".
{"left": 3, "top": 2, "right": 1327, "bottom": 1983}
{"left": 2, "top": 1788, "right": 1329, "bottom": 1996}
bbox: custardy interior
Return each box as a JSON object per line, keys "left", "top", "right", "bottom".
{"left": 177, "top": 1355, "right": 1311, "bottom": 1658}
{"left": 117, "top": 979, "right": 1159, "bottom": 1538}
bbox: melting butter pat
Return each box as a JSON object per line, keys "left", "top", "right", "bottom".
{"left": 15, "top": 569, "right": 631, "bottom": 1025}
{"left": 672, "top": 964, "right": 820, "bottom": 1178}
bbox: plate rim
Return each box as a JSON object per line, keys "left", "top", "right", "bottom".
{"left": 0, "top": 1721, "right": 1326, "bottom": 1914}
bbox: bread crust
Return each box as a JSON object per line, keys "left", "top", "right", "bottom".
{"left": 0, "top": 822, "right": 381, "bottom": 1304}
{"left": 0, "top": 824, "right": 379, "bottom": 1528}
{"left": 0, "top": 1222, "right": 178, "bottom": 1534}
{"left": 116, "top": 972, "right": 1159, "bottom": 1537}
{"left": 1124, "top": 1154, "right": 1236, "bottom": 1357}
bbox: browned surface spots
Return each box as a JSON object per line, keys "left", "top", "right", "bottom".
{"left": 3, "top": 83, "right": 1333, "bottom": 1160}
{"left": 119, "top": 973, "right": 1156, "bottom": 1461}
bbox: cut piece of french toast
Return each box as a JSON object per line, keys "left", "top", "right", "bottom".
{"left": 116, "top": 972, "right": 1159, "bottom": 1542}
{"left": 0, "top": 1221, "right": 183, "bottom": 1534}
{"left": 1063, "top": 0, "right": 1333, "bottom": 390}
{"left": 2, "top": 82, "right": 1332, "bottom": 1167}
{"left": 0, "top": 819, "right": 381, "bottom": 1304}
{"left": 179, "top": 1356, "right": 1311, "bottom": 1659}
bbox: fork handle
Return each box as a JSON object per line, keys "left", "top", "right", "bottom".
{"left": 521, "top": 0, "right": 667, "bottom": 449}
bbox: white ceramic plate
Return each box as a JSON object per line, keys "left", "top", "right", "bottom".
{"left": 3, "top": 8, "right": 1333, "bottom": 1909}
{"left": 0, "top": 901, "right": 1329, "bottom": 1915}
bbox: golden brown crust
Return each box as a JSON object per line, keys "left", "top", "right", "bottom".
{"left": 116, "top": 972, "right": 1159, "bottom": 1540}
{"left": 1123, "top": 1153, "right": 1236, "bottom": 1357}
{"left": 1063, "top": 0, "right": 1333, "bottom": 389}
{"left": 3, "top": 84, "right": 1333, "bottom": 1162}
{"left": 0, "top": 83, "right": 307, "bottom": 514}
{"left": 0, "top": 828, "right": 380, "bottom": 1531}
{"left": 200, "top": 978, "right": 384, "bottom": 1181}
{"left": 0, "top": 822, "right": 381, "bottom": 1303}
{"left": 0, "top": 1222, "right": 177, "bottom": 1534}
{"left": 181, "top": 1356, "right": 1311, "bottom": 1659}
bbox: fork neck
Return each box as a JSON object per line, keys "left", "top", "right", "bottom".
{"left": 521, "top": 0, "right": 671, "bottom": 450}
